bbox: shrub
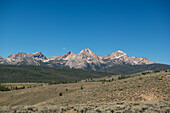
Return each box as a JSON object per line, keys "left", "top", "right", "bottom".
{"left": 139, "top": 77, "right": 143, "bottom": 80}
{"left": 118, "top": 75, "right": 130, "bottom": 80}
{"left": 81, "top": 86, "right": 83, "bottom": 90}
{"left": 153, "top": 70, "right": 160, "bottom": 73}
{"left": 118, "top": 88, "right": 123, "bottom": 91}
{"left": 158, "top": 78, "right": 162, "bottom": 80}
{"left": 59, "top": 92, "right": 63, "bottom": 96}
{"left": 0, "top": 85, "right": 10, "bottom": 91}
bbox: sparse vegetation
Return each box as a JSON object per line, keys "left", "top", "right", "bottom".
{"left": 0, "top": 101, "right": 169, "bottom": 113}
{"left": 0, "top": 69, "right": 169, "bottom": 112}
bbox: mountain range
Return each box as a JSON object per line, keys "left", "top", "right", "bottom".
{"left": 0, "top": 48, "right": 169, "bottom": 73}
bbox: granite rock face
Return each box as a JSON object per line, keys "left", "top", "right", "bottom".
{"left": 0, "top": 48, "right": 154, "bottom": 70}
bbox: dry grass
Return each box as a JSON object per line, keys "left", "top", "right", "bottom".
{"left": 0, "top": 82, "right": 100, "bottom": 106}
{"left": 46, "top": 71, "right": 170, "bottom": 105}
{"left": 0, "top": 101, "right": 169, "bottom": 113}
{"left": 0, "top": 70, "right": 169, "bottom": 112}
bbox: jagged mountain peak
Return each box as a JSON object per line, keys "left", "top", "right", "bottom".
{"left": 115, "top": 50, "right": 125, "bottom": 53}
{"left": 1, "top": 49, "right": 155, "bottom": 70}
{"left": 111, "top": 50, "right": 127, "bottom": 55}
{"left": 61, "top": 51, "right": 76, "bottom": 60}
{"left": 7, "top": 52, "right": 28, "bottom": 58}
{"left": 66, "top": 51, "right": 74, "bottom": 55}
{"left": 32, "top": 51, "right": 46, "bottom": 59}
{"left": 79, "top": 48, "right": 94, "bottom": 55}
{"left": 62, "top": 51, "right": 75, "bottom": 58}
{"left": 32, "top": 51, "right": 43, "bottom": 55}
{"left": 104, "top": 50, "right": 127, "bottom": 59}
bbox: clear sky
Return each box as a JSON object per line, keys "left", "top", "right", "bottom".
{"left": 0, "top": 0, "right": 170, "bottom": 64}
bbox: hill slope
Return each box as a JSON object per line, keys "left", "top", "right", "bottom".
{"left": 0, "top": 70, "right": 169, "bottom": 106}
{"left": 0, "top": 70, "right": 169, "bottom": 112}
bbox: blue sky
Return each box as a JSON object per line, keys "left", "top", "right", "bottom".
{"left": 0, "top": 0, "right": 170, "bottom": 64}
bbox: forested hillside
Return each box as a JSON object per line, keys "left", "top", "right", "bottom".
{"left": 0, "top": 65, "right": 111, "bottom": 83}
{"left": 100, "top": 64, "right": 170, "bottom": 74}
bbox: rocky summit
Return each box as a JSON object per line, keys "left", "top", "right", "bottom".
{"left": 0, "top": 48, "right": 154, "bottom": 70}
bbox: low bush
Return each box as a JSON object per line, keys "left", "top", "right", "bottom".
{"left": 0, "top": 85, "right": 10, "bottom": 91}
